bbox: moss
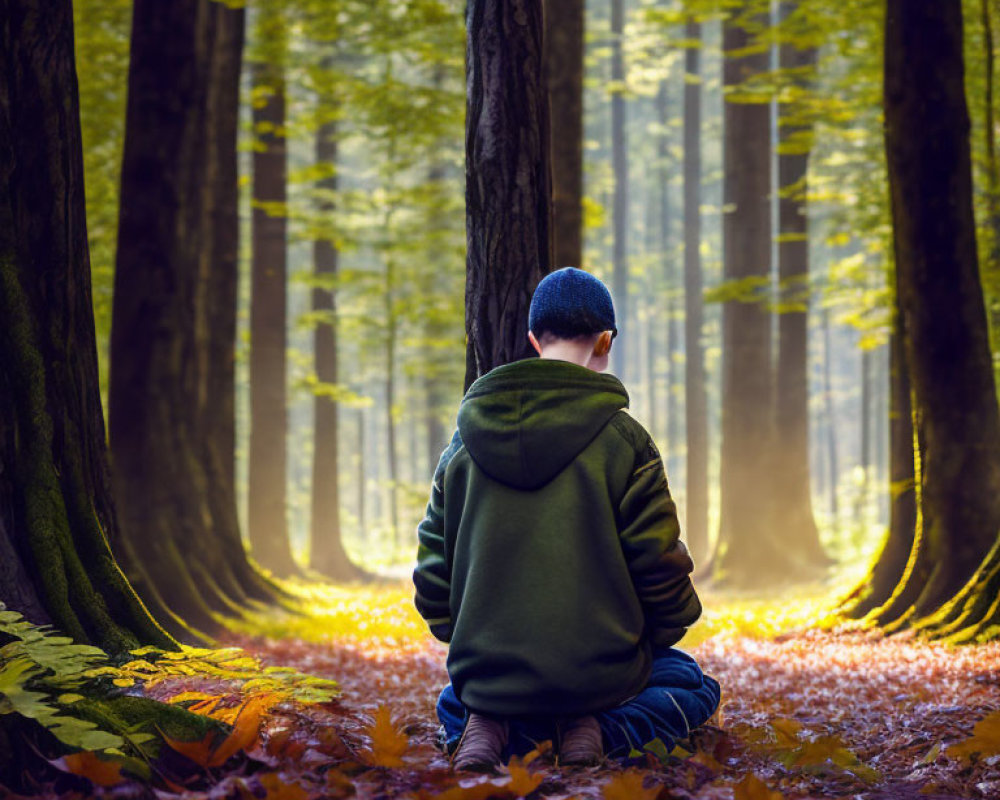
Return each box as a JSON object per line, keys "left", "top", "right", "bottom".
{"left": 74, "top": 694, "right": 226, "bottom": 744}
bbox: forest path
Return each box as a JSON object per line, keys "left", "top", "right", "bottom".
{"left": 212, "top": 585, "right": 1000, "bottom": 800}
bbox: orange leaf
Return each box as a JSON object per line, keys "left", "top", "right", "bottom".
{"left": 504, "top": 754, "right": 544, "bottom": 797}
{"left": 258, "top": 773, "right": 309, "bottom": 800}
{"left": 601, "top": 770, "right": 658, "bottom": 800}
{"left": 57, "top": 752, "right": 124, "bottom": 787}
{"left": 208, "top": 694, "right": 272, "bottom": 767}
{"left": 365, "top": 705, "right": 409, "bottom": 767}
{"left": 733, "top": 773, "right": 785, "bottom": 800}
{"left": 162, "top": 730, "right": 218, "bottom": 769}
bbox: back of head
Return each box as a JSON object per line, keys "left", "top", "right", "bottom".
{"left": 528, "top": 267, "right": 617, "bottom": 342}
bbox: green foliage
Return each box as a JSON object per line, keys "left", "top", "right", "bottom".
{"left": 87, "top": 645, "right": 339, "bottom": 706}
{"left": 0, "top": 608, "right": 132, "bottom": 752}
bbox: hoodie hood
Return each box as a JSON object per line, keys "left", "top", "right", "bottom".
{"left": 457, "top": 358, "right": 629, "bottom": 490}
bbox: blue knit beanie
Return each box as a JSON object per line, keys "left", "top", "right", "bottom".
{"left": 528, "top": 267, "right": 617, "bottom": 340}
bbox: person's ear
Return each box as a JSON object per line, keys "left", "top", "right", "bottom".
{"left": 593, "top": 330, "right": 612, "bottom": 358}
{"left": 528, "top": 330, "right": 542, "bottom": 355}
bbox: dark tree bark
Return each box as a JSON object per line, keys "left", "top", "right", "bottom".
{"left": 309, "top": 117, "right": 362, "bottom": 582}
{"left": 545, "top": 0, "right": 584, "bottom": 269}
{"left": 771, "top": 9, "right": 828, "bottom": 571}
{"left": 464, "top": 0, "right": 552, "bottom": 390}
{"left": 111, "top": 0, "right": 278, "bottom": 642}
{"left": 682, "top": 19, "right": 709, "bottom": 564}
{"left": 869, "top": 0, "right": 1000, "bottom": 633}
{"left": 610, "top": 0, "right": 629, "bottom": 379}
{"left": 248, "top": 9, "right": 297, "bottom": 577}
{"left": 0, "top": 0, "right": 173, "bottom": 653}
{"left": 713, "top": 7, "right": 791, "bottom": 586}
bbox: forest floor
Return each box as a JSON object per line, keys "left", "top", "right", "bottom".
{"left": 19, "top": 583, "right": 1000, "bottom": 800}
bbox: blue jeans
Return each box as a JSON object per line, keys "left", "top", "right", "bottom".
{"left": 436, "top": 647, "right": 721, "bottom": 759}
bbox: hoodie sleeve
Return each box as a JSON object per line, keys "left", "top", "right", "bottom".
{"left": 615, "top": 421, "right": 702, "bottom": 647}
{"left": 413, "top": 429, "right": 463, "bottom": 643}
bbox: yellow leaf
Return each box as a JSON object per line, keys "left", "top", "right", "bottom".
{"left": 690, "top": 749, "right": 725, "bottom": 773}
{"left": 947, "top": 710, "right": 1000, "bottom": 762}
{"left": 57, "top": 752, "right": 124, "bottom": 787}
{"left": 258, "top": 773, "right": 309, "bottom": 800}
{"left": 166, "top": 691, "right": 217, "bottom": 705}
{"left": 769, "top": 718, "right": 802, "bottom": 746}
{"left": 790, "top": 735, "right": 858, "bottom": 768}
{"left": 365, "top": 704, "right": 409, "bottom": 767}
{"left": 733, "top": 774, "right": 785, "bottom": 800}
{"left": 602, "top": 770, "right": 658, "bottom": 800}
{"left": 505, "top": 754, "right": 544, "bottom": 797}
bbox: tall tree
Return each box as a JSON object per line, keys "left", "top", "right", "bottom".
{"left": 771, "top": 0, "right": 828, "bottom": 571}
{"left": 248, "top": 4, "right": 297, "bottom": 576}
{"left": 866, "top": 0, "right": 1000, "bottom": 634}
{"left": 712, "top": 5, "right": 789, "bottom": 586}
{"left": 682, "top": 18, "right": 709, "bottom": 564}
{"left": 0, "top": 0, "right": 172, "bottom": 653}
{"left": 309, "top": 109, "right": 362, "bottom": 581}
{"left": 111, "top": 0, "right": 277, "bottom": 641}
{"left": 464, "top": 0, "right": 552, "bottom": 389}
{"left": 546, "top": 0, "right": 585, "bottom": 269}
{"left": 610, "top": 0, "right": 629, "bottom": 379}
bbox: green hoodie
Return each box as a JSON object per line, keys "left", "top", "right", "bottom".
{"left": 413, "top": 358, "right": 701, "bottom": 717}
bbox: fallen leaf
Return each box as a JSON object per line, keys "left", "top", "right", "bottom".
{"left": 258, "top": 772, "right": 310, "bottom": 800}
{"left": 733, "top": 773, "right": 785, "bottom": 800}
{"left": 54, "top": 751, "right": 124, "bottom": 787}
{"left": 504, "top": 754, "right": 544, "bottom": 797}
{"left": 601, "top": 770, "right": 658, "bottom": 800}
{"left": 365, "top": 704, "right": 409, "bottom": 767}
{"left": 947, "top": 710, "right": 1000, "bottom": 762}
{"left": 770, "top": 718, "right": 802, "bottom": 747}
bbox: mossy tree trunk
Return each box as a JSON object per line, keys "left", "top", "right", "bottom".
{"left": 712, "top": 6, "right": 792, "bottom": 586}
{"left": 0, "top": 0, "right": 173, "bottom": 655}
{"left": 545, "top": 0, "right": 584, "bottom": 269}
{"left": 849, "top": 0, "right": 1000, "bottom": 640}
{"left": 683, "top": 19, "right": 709, "bottom": 565}
{"left": 110, "top": 0, "right": 278, "bottom": 643}
{"left": 464, "top": 0, "right": 553, "bottom": 390}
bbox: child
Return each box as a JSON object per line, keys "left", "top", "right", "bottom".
{"left": 413, "top": 267, "right": 720, "bottom": 770}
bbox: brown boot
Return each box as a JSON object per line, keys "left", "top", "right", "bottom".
{"left": 559, "top": 715, "right": 603, "bottom": 766}
{"left": 452, "top": 712, "right": 508, "bottom": 772}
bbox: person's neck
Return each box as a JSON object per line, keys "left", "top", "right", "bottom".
{"left": 538, "top": 341, "right": 598, "bottom": 371}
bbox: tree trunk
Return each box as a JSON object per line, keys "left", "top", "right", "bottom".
{"left": 839, "top": 323, "right": 916, "bottom": 619}
{"left": 247, "top": 8, "right": 297, "bottom": 577}
{"left": 111, "top": 0, "right": 278, "bottom": 643}
{"left": 771, "top": 15, "right": 828, "bottom": 572}
{"left": 0, "top": 0, "right": 173, "bottom": 654}
{"left": 309, "top": 117, "right": 361, "bottom": 581}
{"left": 683, "top": 19, "right": 709, "bottom": 564}
{"left": 464, "top": 0, "right": 552, "bottom": 390}
{"left": 876, "top": 0, "right": 1000, "bottom": 630}
{"left": 610, "top": 0, "right": 629, "bottom": 379}
{"left": 713, "top": 7, "right": 789, "bottom": 586}
{"left": 821, "top": 306, "right": 839, "bottom": 525}
{"left": 545, "top": 0, "right": 584, "bottom": 269}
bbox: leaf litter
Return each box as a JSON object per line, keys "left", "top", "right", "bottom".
{"left": 6, "top": 586, "right": 1000, "bottom": 799}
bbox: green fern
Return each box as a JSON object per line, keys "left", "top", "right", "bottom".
{"left": 0, "top": 609, "right": 127, "bottom": 751}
